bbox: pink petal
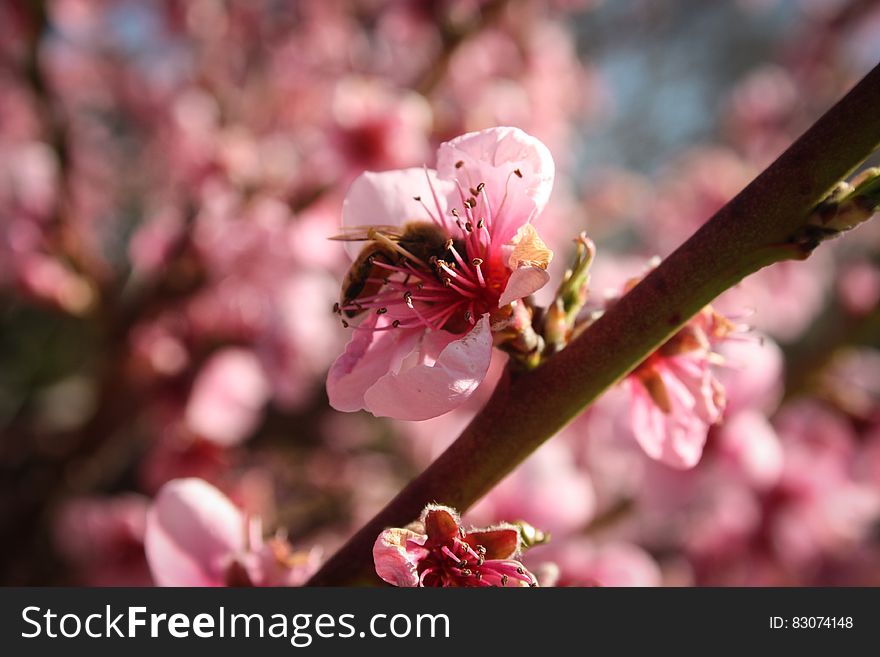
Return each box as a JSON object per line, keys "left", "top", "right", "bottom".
{"left": 341, "top": 168, "right": 453, "bottom": 258}
{"left": 145, "top": 478, "right": 245, "bottom": 586}
{"left": 373, "top": 528, "right": 427, "bottom": 587}
{"left": 629, "top": 375, "right": 708, "bottom": 469}
{"left": 436, "top": 127, "right": 555, "bottom": 245}
{"left": 363, "top": 315, "right": 493, "bottom": 420}
{"left": 326, "top": 314, "right": 423, "bottom": 413}
{"left": 498, "top": 265, "right": 551, "bottom": 307}
{"left": 666, "top": 355, "right": 725, "bottom": 424}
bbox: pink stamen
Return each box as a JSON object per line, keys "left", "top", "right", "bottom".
{"left": 473, "top": 260, "right": 486, "bottom": 287}
{"left": 479, "top": 185, "right": 493, "bottom": 231}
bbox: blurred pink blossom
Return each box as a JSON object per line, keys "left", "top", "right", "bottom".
{"left": 626, "top": 307, "right": 737, "bottom": 469}
{"left": 716, "top": 410, "right": 784, "bottom": 490}
{"left": 145, "top": 478, "right": 320, "bottom": 587}
{"left": 184, "top": 348, "right": 271, "bottom": 447}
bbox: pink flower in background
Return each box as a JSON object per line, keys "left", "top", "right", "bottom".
{"left": 837, "top": 261, "right": 880, "bottom": 317}
{"left": 469, "top": 440, "right": 596, "bottom": 536}
{"left": 716, "top": 410, "right": 784, "bottom": 490}
{"left": 374, "top": 505, "right": 538, "bottom": 587}
{"left": 715, "top": 332, "right": 783, "bottom": 417}
{"left": 627, "top": 306, "right": 737, "bottom": 469}
{"left": 327, "top": 126, "right": 555, "bottom": 420}
{"left": 54, "top": 495, "right": 152, "bottom": 586}
{"left": 184, "top": 348, "right": 271, "bottom": 446}
{"left": 145, "top": 478, "right": 320, "bottom": 587}
{"left": 329, "top": 76, "right": 433, "bottom": 175}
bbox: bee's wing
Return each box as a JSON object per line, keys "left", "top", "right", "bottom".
{"left": 329, "top": 225, "right": 403, "bottom": 241}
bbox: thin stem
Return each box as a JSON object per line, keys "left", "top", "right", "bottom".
{"left": 308, "top": 62, "right": 880, "bottom": 586}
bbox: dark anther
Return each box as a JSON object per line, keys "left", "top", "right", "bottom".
{"left": 516, "top": 566, "right": 525, "bottom": 575}
{"left": 341, "top": 320, "right": 349, "bottom": 328}
{"left": 413, "top": 195, "right": 422, "bottom": 201}
{"left": 332, "top": 302, "right": 340, "bottom": 314}
{"left": 455, "top": 160, "right": 464, "bottom": 169}
{"left": 464, "top": 310, "right": 472, "bottom": 321}
{"left": 476, "top": 182, "right": 485, "bottom": 192}
{"left": 451, "top": 208, "right": 460, "bottom": 217}
{"left": 392, "top": 319, "right": 401, "bottom": 328}
{"left": 465, "top": 221, "right": 473, "bottom": 232}
{"left": 501, "top": 574, "right": 509, "bottom": 586}
{"left": 376, "top": 307, "right": 388, "bottom": 315}
{"left": 465, "top": 197, "right": 476, "bottom": 209}
{"left": 513, "top": 168, "right": 523, "bottom": 178}
{"left": 476, "top": 218, "right": 485, "bottom": 229}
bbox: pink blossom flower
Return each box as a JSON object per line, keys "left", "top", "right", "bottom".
{"left": 145, "top": 478, "right": 320, "bottom": 587}
{"left": 626, "top": 306, "right": 737, "bottom": 469}
{"left": 327, "top": 126, "right": 555, "bottom": 420}
{"left": 373, "top": 505, "right": 538, "bottom": 587}
{"left": 184, "top": 348, "right": 271, "bottom": 447}
{"left": 329, "top": 76, "right": 432, "bottom": 175}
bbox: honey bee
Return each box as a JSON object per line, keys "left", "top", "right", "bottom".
{"left": 332, "top": 221, "right": 461, "bottom": 318}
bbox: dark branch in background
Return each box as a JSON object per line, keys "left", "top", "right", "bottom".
{"left": 308, "top": 62, "right": 880, "bottom": 586}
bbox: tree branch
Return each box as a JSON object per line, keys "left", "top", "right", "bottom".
{"left": 308, "top": 62, "right": 880, "bottom": 586}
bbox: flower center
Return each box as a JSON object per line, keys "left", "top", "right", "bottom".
{"left": 418, "top": 537, "right": 535, "bottom": 587}
{"left": 336, "top": 166, "right": 518, "bottom": 334}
